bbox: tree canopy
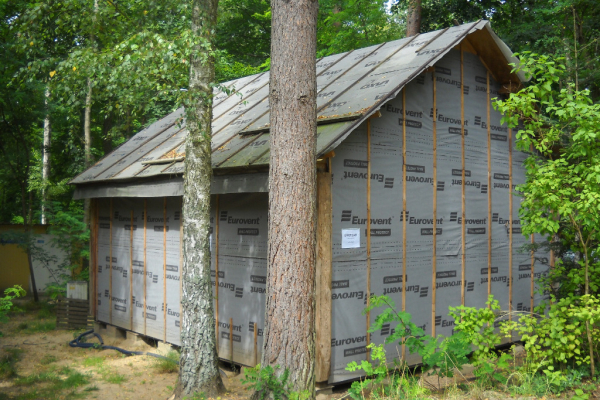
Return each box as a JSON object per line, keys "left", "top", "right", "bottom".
{"left": 1, "top": 0, "right": 599, "bottom": 243}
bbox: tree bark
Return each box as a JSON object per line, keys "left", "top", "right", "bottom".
{"left": 257, "top": 0, "right": 318, "bottom": 397}
{"left": 83, "top": 0, "right": 98, "bottom": 228}
{"left": 406, "top": 0, "right": 422, "bottom": 37}
{"left": 41, "top": 87, "right": 51, "bottom": 225}
{"left": 175, "top": 0, "right": 224, "bottom": 397}
{"left": 22, "top": 184, "right": 38, "bottom": 302}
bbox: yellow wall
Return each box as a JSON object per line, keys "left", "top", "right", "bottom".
{"left": 0, "top": 225, "right": 47, "bottom": 292}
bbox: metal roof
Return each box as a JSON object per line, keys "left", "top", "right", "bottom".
{"left": 71, "top": 20, "right": 522, "bottom": 186}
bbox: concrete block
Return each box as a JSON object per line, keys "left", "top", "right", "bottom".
{"left": 93, "top": 321, "right": 107, "bottom": 333}
{"left": 105, "top": 324, "right": 126, "bottom": 339}
{"left": 316, "top": 382, "right": 334, "bottom": 396}
{"left": 125, "top": 330, "right": 144, "bottom": 342}
{"left": 156, "top": 341, "right": 174, "bottom": 355}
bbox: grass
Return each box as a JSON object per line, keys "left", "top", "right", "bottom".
{"left": 15, "top": 320, "right": 56, "bottom": 334}
{"left": 0, "top": 348, "right": 23, "bottom": 379}
{"left": 40, "top": 354, "right": 58, "bottom": 365}
{"left": 153, "top": 350, "right": 180, "bottom": 374}
{"left": 103, "top": 372, "right": 127, "bottom": 384}
{"left": 11, "top": 366, "right": 90, "bottom": 400}
{"left": 83, "top": 355, "right": 105, "bottom": 368}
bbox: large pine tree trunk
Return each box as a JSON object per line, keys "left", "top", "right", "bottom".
{"left": 83, "top": 0, "right": 98, "bottom": 228}
{"left": 259, "top": 0, "right": 318, "bottom": 397}
{"left": 175, "top": 0, "right": 224, "bottom": 397}
{"left": 406, "top": 0, "right": 422, "bottom": 37}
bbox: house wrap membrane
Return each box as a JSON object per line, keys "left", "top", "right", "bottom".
{"left": 86, "top": 24, "right": 549, "bottom": 384}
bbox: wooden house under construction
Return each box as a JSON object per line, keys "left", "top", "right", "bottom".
{"left": 71, "top": 20, "right": 549, "bottom": 384}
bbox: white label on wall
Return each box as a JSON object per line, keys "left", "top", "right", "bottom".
{"left": 341, "top": 228, "right": 360, "bottom": 249}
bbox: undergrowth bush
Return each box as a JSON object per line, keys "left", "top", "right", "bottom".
{"left": 345, "top": 293, "right": 598, "bottom": 399}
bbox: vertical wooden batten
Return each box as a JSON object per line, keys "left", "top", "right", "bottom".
{"left": 143, "top": 199, "right": 147, "bottom": 336}
{"left": 215, "top": 194, "right": 220, "bottom": 347}
{"left": 253, "top": 322, "right": 258, "bottom": 367}
{"left": 129, "top": 210, "right": 134, "bottom": 330}
{"left": 460, "top": 47, "right": 467, "bottom": 307}
{"left": 316, "top": 160, "right": 332, "bottom": 382}
{"left": 366, "top": 117, "right": 372, "bottom": 359}
{"left": 179, "top": 204, "right": 183, "bottom": 337}
{"left": 431, "top": 70, "right": 438, "bottom": 336}
{"left": 508, "top": 127, "right": 513, "bottom": 335}
{"left": 486, "top": 71, "right": 492, "bottom": 300}
{"left": 229, "top": 317, "right": 234, "bottom": 363}
{"left": 401, "top": 88, "right": 407, "bottom": 361}
{"left": 163, "top": 197, "right": 167, "bottom": 342}
{"left": 109, "top": 198, "right": 113, "bottom": 324}
{"left": 530, "top": 234, "right": 535, "bottom": 313}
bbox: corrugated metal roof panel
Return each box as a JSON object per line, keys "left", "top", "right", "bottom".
{"left": 72, "top": 21, "right": 520, "bottom": 186}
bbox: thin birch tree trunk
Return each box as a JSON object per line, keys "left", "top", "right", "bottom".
{"left": 41, "top": 88, "right": 51, "bottom": 225}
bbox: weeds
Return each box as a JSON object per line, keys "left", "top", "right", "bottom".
{"left": 242, "top": 364, "right": 311, "bottom": 400}
{"left": 15, "top": 320, "right": 56, "bottom": 334}
{"left": 0, "top": 348, "right": 23, "bottom": 379}
{"left": 153, "top": 350, "right": 179, "bottom": 374}
{"left": 103, "top": 372, "right": 127, "bottom": 384}
{"left": 40, "top": 354, "right": 58, "bottom": 365}
{"left": 83, "top": 355, "right": 105, "bottom": 368}
{"left": 11, "top": 366, "right": 90, "bottom": 399}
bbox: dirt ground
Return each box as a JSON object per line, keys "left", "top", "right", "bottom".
{"left": 3, "top": 299, "right": 585, "bottom": 400}
{"left": 0, "top": 299, "right": 349, "bottom": 400}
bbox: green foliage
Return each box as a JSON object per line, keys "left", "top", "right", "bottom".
{"left": 40, "top": 355, "right": 58, "bottom": 365}
{"left": 152, "top": 351, "right": 180, "bottom": 374}
{"left": 0, "top": 348, "right": 23, "bottom": 379}
{"left": 45, "top": 202, "right": 90, "bottom": 298}
{"left": 242, "top": 364, "right": 310, "bottom": 400}
{"left": 15, "top": 320, "right": 57, "bottom": 334}
{"left": 346, "top": 343, "right": 390, "bottom": 399}
{"left": 495, "top": 53, "right": 600, "bottom": 373}
{"left": 0, "top": 285, "right": 26, "bottom": 335}
{"left": 363, "top": 295, "right": 472, "bottom": 381}
{"left": 82, "top": 356, "right": 105, "bottom": 368}
{"left": 317, "top": 0, "right": 402, "bottom": 56}
{"left": 502, "top": 295, "right": 600, "bottom": 370}
{"left": 347, "top": 353, "right": 432, "bottom": 400}
{"left": 14, "top": 366, "right": 91, "bottom": 398}
{"left": 0, "top": 285, "right": 26, "bottom": 320}
{"left": 495, "top": 53, "right": 600, "bottom": 296}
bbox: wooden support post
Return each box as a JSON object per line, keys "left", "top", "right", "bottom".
{"left": 109, "top": 198, "right": 113, "bottom": 324}
{"left": 130, "top": 210, "right": 134, "bottom": 330}
{"left": 401, "top": 88, "right": 407, "bottom": 361}
{"left": 143, "top": 199, "right": 147, "bottom": 336}
{"left": 487, "top": 71, "right": 492, "bottom": 302}
{"left": 230, "top": 317, "right": 234, "bottom": 364}
{"left": 163, "top": 197, "right": 167, "bottom": 342}
{"left": 460, "top": 49, "right": 467, "bottom": 308}
{"left": 366, "top": 118, "right": 372, "bottom": 359}
{"left": 431, "top": 70, "right": 438, "bottom": 337}
{"left": 215, "top": 194, "right": 220, "bottom": 344}
{"left": 253, "top": 322, "right": 258, "bottom": 367}
{"left": 316, "top": 160, "right": 332, "bottom": 382}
